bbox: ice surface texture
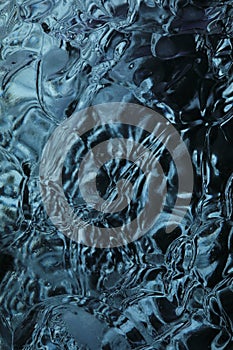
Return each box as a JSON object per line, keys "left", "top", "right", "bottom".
{"left": 0, "top": 0, "right": 233, "bottom": 349}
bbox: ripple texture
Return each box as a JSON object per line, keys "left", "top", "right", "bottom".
{"left": 1, "top": 0, "right": 233, "bottom": 349}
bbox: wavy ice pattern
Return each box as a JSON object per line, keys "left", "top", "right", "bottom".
{"left": 0, "top": 0, "right": 233, "bottom": 349}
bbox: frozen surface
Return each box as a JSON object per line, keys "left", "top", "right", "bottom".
{"left": 0, "top": 0, "right": 233, "bottom": 349}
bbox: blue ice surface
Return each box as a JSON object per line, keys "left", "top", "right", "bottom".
{"left": 0, "top": 0, "right": 233, "bottom": 349}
